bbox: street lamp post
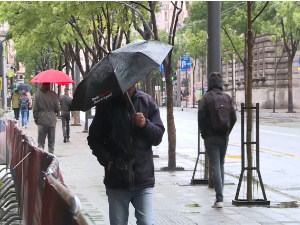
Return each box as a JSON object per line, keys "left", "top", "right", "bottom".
{"left": 207, "top": 1, "right": 221, "bottom": 188}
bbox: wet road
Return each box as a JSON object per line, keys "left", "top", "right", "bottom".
{"left": 81, "top": 107, "right": 300, "bottom": 199}
{"left": 158, "top": 107, "right": 300, "bottom": 199}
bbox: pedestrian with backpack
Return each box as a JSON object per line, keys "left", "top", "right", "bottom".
{"left": 19, "top": 91, "right": 30, "bottom": 128}
{"left": 198, "top": 72, "right": 237, "bottom": 208}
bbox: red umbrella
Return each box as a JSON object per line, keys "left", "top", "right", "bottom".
{"left": 30, "top": 69, "right": 74, "bottom": 86}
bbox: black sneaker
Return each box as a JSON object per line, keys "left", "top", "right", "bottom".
{"left": 67, "top": 137, "right": 70, "bottom": 142}
{"left": 63, "top": 136, "right": 67, "bottom": 143}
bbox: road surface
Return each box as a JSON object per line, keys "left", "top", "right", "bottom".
{"left": 80, "top": 107, "right": 300, "bottom": 200}
{"left": 158, "top": 107, "right": 300, "bottom": 200}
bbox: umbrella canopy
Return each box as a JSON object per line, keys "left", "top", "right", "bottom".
{"left": 12, "top": 88, "right": 17, "bottom": 93}
{"left": 17, "top": 84, "right": 32, "bottom": 92}
{"left": 70, "top": 40, "right": 172, "bottom": 111}
{"left": 30, "top": 69, "right": 74, "bottom": 85}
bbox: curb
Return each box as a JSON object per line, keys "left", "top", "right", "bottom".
{"left": 169, "top": 107, "right": 300, "bottom": 120}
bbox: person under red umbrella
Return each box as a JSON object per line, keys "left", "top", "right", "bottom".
{"left": 33, "top": 83, "right": 60, "bottom": 154}
{"left": 30, "top": 69, "right": 74, "bottom": 86}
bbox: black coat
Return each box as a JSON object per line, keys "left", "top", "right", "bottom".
{"left": 88, "top": 90, "right": 165, "bottom": 190}
{"left": 198, "top": 72, "right": 237, "bottom": 139}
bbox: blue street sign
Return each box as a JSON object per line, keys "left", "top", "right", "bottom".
{"left": 180, "top": 57, "right": 191, "bottom": 72}
{"left": 160, "top": 63, "right": 164, "bottom": 72}
{"left": 298, "top": 57, "right": 300, "bottom": 65}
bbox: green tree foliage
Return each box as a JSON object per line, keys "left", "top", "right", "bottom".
{"left": 0, "top": 1, "right": 146, "bottom": 77}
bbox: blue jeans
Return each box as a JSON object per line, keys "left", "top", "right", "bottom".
{"left": 20, "top": 109, "right": 28, "bottom": 127}
{"left": 106, "top": 188, "right": 154, "bottom": 225}
{"left": 204, "top": 135, "right": 228, "bottom": 202}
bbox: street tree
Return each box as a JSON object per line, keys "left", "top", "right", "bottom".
{"left": 245, "top": 1, "right": 269, "bottom": 202}
{"left": 260, "top": 1, "right": 300, "bottom": 113}
{"left": 1, "top": 1, "right": 140, "bottom": 128}
{"left": 186, "top": 1, "right": 270, "bottom": 104}
{"left": 119, "top": 1, "right": 183, "bottom": 169}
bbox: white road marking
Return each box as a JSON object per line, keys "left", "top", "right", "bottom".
{"left": 257, "top": 129, "right": 300, "bottom": 138}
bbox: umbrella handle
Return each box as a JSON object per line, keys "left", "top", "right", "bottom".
{"left": 126, "top": 91, "right": 136, "bottom": 114}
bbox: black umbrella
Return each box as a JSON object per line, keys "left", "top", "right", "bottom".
{"left": 17, "top": 84, "right": 32, "bottom": 92}
{"left": 70, "top": 40, "right": 173, "bottom": 111}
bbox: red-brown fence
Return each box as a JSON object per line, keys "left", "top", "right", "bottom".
{"left": 0, "top": 119, "right": 95, "bottom": 225}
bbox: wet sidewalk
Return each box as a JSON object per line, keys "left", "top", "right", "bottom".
{"left": 6, "top": 111, "right": 300, "bottom": 225}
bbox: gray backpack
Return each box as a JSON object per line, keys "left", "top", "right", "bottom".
{"left": 20, "top": 98, "right": 28, "bottom": 109}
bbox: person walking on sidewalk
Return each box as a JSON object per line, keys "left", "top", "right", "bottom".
{"left": 12, "top": 90, "right": 20, "bottom": 120}
{"left": 59, "top": 87, "right": 72, "bottom": 143}
{"left": 19, "top": 91, "right": 30, "bottom": 128}
{"left": 198, "top": 72, "right": 237, "bottom": 208}
{"left": 88, "top": 85, "right": 165, "bottom": 225}
{"left": 26, "top": 91, "right": 32, "bottom": 121}
{"left": 33, "top": 83, "right": 59, "bottom": 154}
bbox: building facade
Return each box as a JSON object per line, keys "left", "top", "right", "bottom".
{"left": 192, "top": 33, "right": 300, "bottom": 109}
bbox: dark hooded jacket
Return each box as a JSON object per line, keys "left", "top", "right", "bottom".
{"left": 59, "top": 94, "right": 72, "bottom": 117}
{"left": 88, "top": 90, "right": 165, "bottom": 190}
{"left": 198, "top": 72, "right": 237, "bottom": 139}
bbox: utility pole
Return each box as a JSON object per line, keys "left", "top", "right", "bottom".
{"left": 207, "top": 2, "right": 221, "bottom": 77}
{"left": 207, "top": 1, "right": 221, "bottom": 188}
{"left": 0, "top": 41, "right": 8, "bottom": 112}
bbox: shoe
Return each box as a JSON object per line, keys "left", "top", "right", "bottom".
{"left": 66, "top": 138, "right": 70, "bottom": 142}
{"left": 63, "top": 136, "right": 67, "bottom": 143}
{"left": 212, "top": 201, "right": 223, "bottom": 208}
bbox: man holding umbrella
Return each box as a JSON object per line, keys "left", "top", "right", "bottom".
{"left": 88, "top": 84, "right": 164, "bottom": 225}
{"left": 74, "top": 40, "right": 173, "bottom": 225}
{"left": 33, "top": 83, "right": 59, "bottom": 154}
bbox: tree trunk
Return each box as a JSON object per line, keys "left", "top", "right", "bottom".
{"left": 163, "top": 58, "right": 176, "bottom": 169}
{"left": 243, "top": 63, "right": 247, "bottom": 105}
{"left": 144, "top": 30, "right": 153, "bottom": 98}
{"left": 231, "top": 56, "right": 235, "bottom": 103}
{"left": 70, "top": 60, "right": 78, "bottom": 125}
{"left": 145, "top": 74, "right": 153, "bottom": 98}
{"left": 273, "top": 42, "right": 278, "bottom": 113}
{"left": 246, "top": 1, "right": 253, "bottom": 201}
{"left": 287, "top": 59, "right": 294, "bottom": 113}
